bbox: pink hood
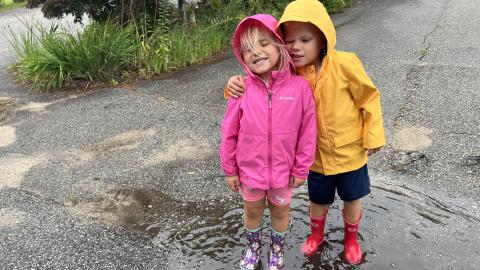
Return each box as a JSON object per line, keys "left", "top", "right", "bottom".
{"left": 220, "top": 15, "right": 317, "bottom": 189}
{"left": 232, "top": 14, "right": 292, "bottom": 78}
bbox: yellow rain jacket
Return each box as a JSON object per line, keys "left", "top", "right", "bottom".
{"left": 278, "top": 0, "right": 385, "bottom": 175}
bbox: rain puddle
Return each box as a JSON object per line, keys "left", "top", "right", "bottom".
{"left": 83, "top": 180, "right": 480, "bottom": 269}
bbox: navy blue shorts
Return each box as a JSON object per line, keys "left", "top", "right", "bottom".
{"left": 307, "top": 164, "right": 371, "bottom": 205}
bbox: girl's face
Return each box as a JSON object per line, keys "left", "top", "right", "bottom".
{"left": 241, "top": 33, "right": 281, "bottom": 81}
{"left": 283, "top": 22, "right": 326, "bottom": 70}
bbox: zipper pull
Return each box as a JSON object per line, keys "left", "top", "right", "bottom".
{"left": 268, "top": 90, "right": 272, "bottom": 109}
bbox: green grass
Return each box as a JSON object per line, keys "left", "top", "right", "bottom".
{"left": 9, "top": 21, "right": 138, "bottom": 91}
{"left": 0, "top": 0, "right": 26, "bottom": 12}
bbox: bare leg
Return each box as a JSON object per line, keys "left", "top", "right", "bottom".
{"left": 310, "top": 201, "right": 328, "bottom": 218}
{"left": 243, "top": 199, "right": 266, "bottom": 229}
{"left": 344, "top": 199, "right": 362, "bottom": 223}
{"left": 268, "top": 203, "right": 290, "bottom": 232}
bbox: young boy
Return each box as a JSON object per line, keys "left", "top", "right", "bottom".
{"left": 225, "top": 0, "right": 385, "bottom": 264}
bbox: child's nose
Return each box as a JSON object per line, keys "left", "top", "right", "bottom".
{"left": 289, "top": 42, "right": 300, "bottom": 51}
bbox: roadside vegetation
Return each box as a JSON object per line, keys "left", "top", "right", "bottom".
{"left": 8, "top": 0, "right": 351, "bottom": 92}
{"left": 0, "top": 0, "right": 26, "bottom": 12}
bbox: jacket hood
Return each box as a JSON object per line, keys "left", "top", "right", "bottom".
{"left": 232, "top": 14, "right": 291, "bottom": 78}
{"left": 278, "top": 0, "right": 336, "bottom": 56}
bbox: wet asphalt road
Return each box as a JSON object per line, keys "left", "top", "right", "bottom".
{"left": 0, "top": 0, "right": 479, "bottom": 269}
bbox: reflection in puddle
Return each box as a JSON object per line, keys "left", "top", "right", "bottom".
{"left": 158, "top": 182, "right": 478, "bottom": 269}
{"left": 81, "top": 181, "right": 479, "bottom": 269}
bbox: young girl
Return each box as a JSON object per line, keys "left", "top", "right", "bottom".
{"left": 225, "top": 0, "right": 385, "bottom": 265}
{"left": 219, "top": 13, "right": 317, "bottom": 270}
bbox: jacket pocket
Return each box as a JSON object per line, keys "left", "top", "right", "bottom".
{"left": 333, "top": 129, "right": 363, "bottom": 147}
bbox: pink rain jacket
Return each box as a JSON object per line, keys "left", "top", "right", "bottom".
{"left": 220, "top": 14, "right": 317, "bottom": 190}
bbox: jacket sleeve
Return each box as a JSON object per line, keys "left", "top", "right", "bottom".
{"left": 345, "top": 53, "right": 385, "bottom": 149}
{"left": 219, "top": 98, "right": 242, "bottom": 176}
{"left": 291, "top": 81, "right": 317, "bottom": 179}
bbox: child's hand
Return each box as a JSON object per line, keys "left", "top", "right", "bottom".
{"left": 366, "top": 147, "right": 381, "bottom": 156}
{"left": 226, "top": 175, "right": 240, "bottom": 192}
{"left": 289, "top": 176, "right": 306, "bottom": 188}
{"left": 226, "top": 75, "right": 245, "bottom": 98}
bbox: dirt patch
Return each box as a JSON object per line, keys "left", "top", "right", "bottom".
{"left": 0, "top": 125, "right": 16, "bottom": 147}
{"left": 0, "top": 154, "right": 45, "bottom": 188}
{"left": 393, "top": 126, "right": 432, "bottom": 151}
{"left": 68, "top": 128, "right": 156, "bottom": 163}
{"left": 0, "top": 208, "right": 26, "bottom": 228}
{"left": 15, "top": 95, "right": 80, "bottom": 113}
{"left": 90, "top": 129, "right": 155, "bottom": 152}
{"left": 145, "top": 139, "right": 213, "bottom": 165}
{"left": 16, "top": 101, "right": 53, "bottom": 113}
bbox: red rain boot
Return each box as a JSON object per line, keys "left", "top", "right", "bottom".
{"left": 301, "top": 207, "right": 328, "bottom": 256}
{"left": 343, "top": 209, "right": 363, "bottom": 264}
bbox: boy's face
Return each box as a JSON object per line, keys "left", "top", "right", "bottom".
{"left": 283, "top": 22, "right": 325, "bottom": 69}
{"left": 241, "top": 34, "right": 280, "bottom": 80}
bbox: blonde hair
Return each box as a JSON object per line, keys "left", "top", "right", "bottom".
{"left": 239, "top": 22, "right": 290, "bottom": 72}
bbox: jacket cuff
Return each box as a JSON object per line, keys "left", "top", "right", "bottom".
{"left": 363, "top": 137, "right": 385, "bottom": 149}
{"left": 222, "top": 164, "right": 238, "bottom": 176}
{"left": 291, "top": 168, "right": 308, "bottom": 180}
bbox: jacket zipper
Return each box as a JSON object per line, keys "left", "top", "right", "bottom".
{"left": 267, "top": 89, "right": 273, "bottom": 188}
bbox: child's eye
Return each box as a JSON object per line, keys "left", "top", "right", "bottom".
{"left": 302, "top": 38, "right": 311, "bottom": 42}
{"left": 285, "top": 40, "right": 293, "bottom": 44}
{"left": 260, "top": 41, "right": 270, "bottom": 47}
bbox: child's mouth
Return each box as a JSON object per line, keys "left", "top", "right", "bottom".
{"left": 291, "top": 55, "right": 303, "bottom": 60}
{"left": 253, "top": 58, "right": 267, "bottom": 64}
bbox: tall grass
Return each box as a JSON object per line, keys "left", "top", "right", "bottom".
{"left": 137, "top": 16, "right": 237, "bottom": 76}
{"left": 9, "top": 21, "right": 137, "bottom": 91}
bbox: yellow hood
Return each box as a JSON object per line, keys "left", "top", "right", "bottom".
{"left": 278, "top": 0, "right": 336, "bottom": 56}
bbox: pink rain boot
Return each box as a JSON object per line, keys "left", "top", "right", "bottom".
{"left": 301, "top": 207, "right": 328, "bottom": 256}
{"left": 343, "top": 209, "right": 363, "bottom": 264}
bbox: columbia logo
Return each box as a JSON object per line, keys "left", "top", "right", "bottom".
{"left": 279, "top": 96, "right": 295, "bottom": 100}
